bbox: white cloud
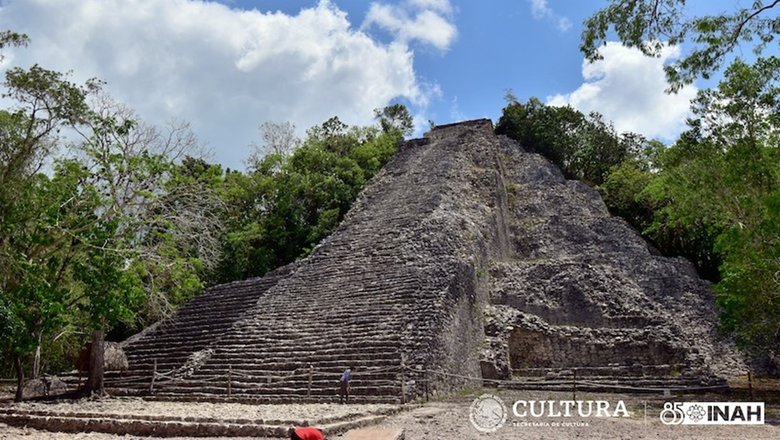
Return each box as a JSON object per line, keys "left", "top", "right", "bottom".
{"left": 408, "top": 0, "right": 454, "bottom": 15}
{"left": 547, "top": 42, "right": 697, "bottom": 140}
{"left": 363, "top": 0, "right": 457, "bottom": 50}
{"left": 528, "top": 0, "right": 570, "bottom": 32}
{"left": 557, "top": 17, "right": 572, "bottom": 32}
{"left": 529, "top": 0, "right": 550, "bottom": 19}
{"left": 0, "top": 0, "right": 449, "bottom": 169}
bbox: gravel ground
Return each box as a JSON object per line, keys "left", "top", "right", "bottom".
{"left": 333, "top": 390, "right": 780, "bottom": 440}
{"left": 7, "top": 398, "right": 395, "bottom": 423}
{"left": 1, "top": 390, "right": 779, "bottom": 439}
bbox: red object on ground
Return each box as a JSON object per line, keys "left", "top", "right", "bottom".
{"left": 292, "top": 427, "right": 325, "bottom": 440}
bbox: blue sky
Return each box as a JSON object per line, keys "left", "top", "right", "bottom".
{"left": 0, "top": 0, "right": 723, "bottom": 169}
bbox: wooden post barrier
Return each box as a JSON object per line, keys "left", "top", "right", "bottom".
{"left": 150, "top": 359, "right": 157, "bottom": 394}
{"left": 228, "top": 364, "right": 232, "bottom": 397}
{"left": 307, "top": 364, "right": 313, "bottom": 398}
{"left": 400, "top": 358, "right": 406, "bottom": 405}
{"left": 572, "top": 369, "right": 577, "bottom": 401}
{"left": 424, "top": 371, "right": 429, "bottom": 402}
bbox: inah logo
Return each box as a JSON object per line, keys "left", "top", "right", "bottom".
{"left": 686, "top": 404, "right": 706, "bottom": 422}
{"left": 469, "top": 394, "right": 508, "bottom": 432}
{"left": 660, "top": 402, "right": 764, "bottom": 425}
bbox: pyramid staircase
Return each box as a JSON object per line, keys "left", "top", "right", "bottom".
{"left": 107, "top": 121, "right": 507, "bottom": 403}
{"left": 109, "top": 207, "right": 418, "bottom": 404}
{"left": 107, "top": 266, "right": 295, "bottom": 397}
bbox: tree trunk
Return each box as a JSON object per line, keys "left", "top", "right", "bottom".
{"left": 32, "top": 335, "right": 41, "bottom": 379}
{"left": 84, "top": 328, "right": 105, "bottom": 396}
{"left": 13, "top": 354, "right": 24, "bottom": 402}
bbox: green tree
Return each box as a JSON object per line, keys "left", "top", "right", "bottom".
{"left": 639, "top": 58, "right": 780, "bottom": 351}
{"left": 213, "top": 116, "right": 402, "bottom": 283}
{"left": 638, "top": 132, "right": 726, "bottom": 279}
{"left": 496, "top": 97, "right": 580, "bottom": 171}
{"left": 598, "top": 159, "right": 654, "bottom": 230}
{"left": 0, "top": 30, "right": 221, "bottom": 398}
{"left": 495, "top": 98, "right": 642, "bottom": 185}
{"left": 69, "top": 101, "right": 223, "bottom": 395}
{"left": 0, "top": 162, "right": 106, "bottom": 400}
{"left": 582, "top": 0, "right": 780, "bottom": 90}
{"left": 0, "top": 63, "right": 95, "bottom": 401}
{"left": 374, "top": 103, "right": 414, "bottom": 137}
{"left": 715, "top": 191, "right": 780, "bottom": 353}
{"left": 0, "top": 31, "right": 28, "bottom": 68}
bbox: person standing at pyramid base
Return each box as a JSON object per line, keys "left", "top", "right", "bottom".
{"left": 339, "top": 365, "right": 355, "bottom": 404}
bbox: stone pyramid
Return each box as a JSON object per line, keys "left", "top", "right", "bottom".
{"left": 110, "top": 120, "right": 743, "bottom": 402}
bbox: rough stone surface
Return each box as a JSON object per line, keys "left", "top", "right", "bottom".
{"left": 104, "top": 342, "right": 128, "bottom": 371}
{"left": 482, "top": 134, "right": 746, "bottom": 386}
{"left": 106, "top": 119, "right": 742, "bottom": 403}
{"left": 22, "top": 376, "right": 67, "bottom": 398}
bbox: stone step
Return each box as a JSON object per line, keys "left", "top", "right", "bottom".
{"left": 108, "top": 378, "right": 400, "bottom": 391}
{"left": 161, "top": 308, "right": 248, "bottom": 322}
{"left": 130, "top": 329, "right": 404, "bottom": 348}
{"left": 209, "top": 349, "right": 400, "bottom": 361}
{"left": 177, "top": 293, "right": 266, "bottom": 307}
{"left": 129, "top": 345, "right": 403, "bottom": 359}
{"left": 174, "top": 293, "right": 262, "bottom": 308}
{"left": 126, "top": 362, "right": 398, "bottom": 376}
{"left": 0, "top": 412, "right": 287, "bottom": 437}
{"left": 215, "top": 333, "right": 404, "bottom": 345}
{"left": 0, "top": 407, "right": 390, "bottom": 437}
{"left": 151, "top": 384, "right": 399, "bottom": 396}
{"left": 509, "top": 376, "right": 705, "bottom": 386}
{"left": 117, "top": 391, "right": 401, "bottom": 404}
{"left": 0, "top": 407, "right": 363, "bottom": 428}
{"left": 513, "top": 368, "right": 686, "bottom": 376}
{"left": 227, "top": 316, "right": 409, "bottom": 327}
{"left": 112, "top": 363, "right": 400, "bottom": 380}
{"left": 198, "top": 344, "right": 398, "bottom": 357}
{"left": 127, "top": 337, "right": 403, "bottom": 357}
{"left": 499, "top": 379, "right": 728, "bottom": 393}
{"left": 220, "top": 340, "right": 402, "bottom": 351}
{"left": 110, "top": 366, "right": 399, "bottom": 380}
{"left": 127, "top": 358, "right": 399, "bottom": 374}
{"left": 205, "top": 355, "right": 400, "bottom": 366}
{"left": 139, "top": 319, "right": 408, "bottom": 337}
{"left": 171, "top": 373, "right": 400, "bottom": 386}
{"left": 153, "top": 315, "right": 244, "bottom": 331}
{"left": 125, "top": 345, "right": 403, "bottom": 363}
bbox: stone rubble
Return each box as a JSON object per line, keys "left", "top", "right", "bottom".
{"left": 481, "top": 133, "right": 746, "bottom": 388}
